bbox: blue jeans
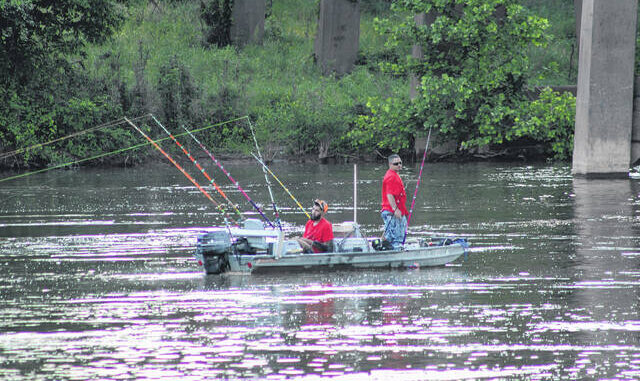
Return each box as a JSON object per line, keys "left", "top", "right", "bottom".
{"left": 381, "top": 211, "right": 407, "bottom": 249}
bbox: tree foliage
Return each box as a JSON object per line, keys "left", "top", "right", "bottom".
{"left": 200, "top": 0, "right": 233, "bottom": 48}
{"left": 0, "top": 0, "right": 578, "bottom": 169}
{"left": 158, "top": 56, "right": 198, "bottom": 129}
{"left": 0, "top": 0, "right": 126, "bottom": 83}
{"left": 351, "top": 0, "right": 573, "bottom": 158}
{"left": 0, "top": 0, "right": 132, "bottom": 168}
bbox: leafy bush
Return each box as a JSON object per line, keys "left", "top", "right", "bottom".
{"left": 158, "top": 56, "right": 198, "bottom": 129}
{"left": 1, "top": 0, "right": 580, "bottom": 169}
{"left": 0, "top": 0, "right": 126, "bottom": 83}
{"left": 0, "top": 72, "right": 136, "bottom": 168}
{"left": 513, "top": 87, "right": 576, "bottom": 160}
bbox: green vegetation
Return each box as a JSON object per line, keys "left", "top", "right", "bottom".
{"left": 201, "top": 0, "right": 234, "bottom": 48}
{"left": 523, "top": 0, "right": 577, "bottom": 86}
{"left": 515, "top": 87, "right": 576, "bottom": 160}
{"left": 0, "top": 0, "right": 139, "bottom": 168}
{"left": 350, "top": 0, "right": 576, "bottom": 160}
{"left": 1, "top": 0, "right": 581, "bottom": 169}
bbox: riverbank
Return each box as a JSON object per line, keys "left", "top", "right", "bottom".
{"left": 1, "top": 0, "right": 578, "bottom": 170}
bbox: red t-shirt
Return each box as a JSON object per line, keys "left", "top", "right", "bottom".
{"left": 381, "top": 169, "right": 408, "bottom": 215}
{"left": 303, "top": 218, "right": 334, "bottom": 253}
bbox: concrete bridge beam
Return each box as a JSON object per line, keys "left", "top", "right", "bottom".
{"left": 314, "top": 0, "right": 360, "bottom": 76}
{"left": 572, "top": 0, "right": 637, "bottom": 176}
{"left": 230, "top": 0, "right": 265, "bottom": 46}
{"left": 632, "top": 77, "right": 640, "bottom": 165}
{"left": 574, "top": 0, "right": 582, "bottom": 53}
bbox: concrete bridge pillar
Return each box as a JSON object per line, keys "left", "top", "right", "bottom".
{"left": 632, "top": 77, "right": 640, "bottom": 165}
{"left": 314, "top": 0, "right": 360, "bottom": 76}
{"left": 572, "top": 0, "right": 638, "bottom": 176}
{"left": 574, "top": 0, "right": 582, "bottom": 53}
{"left": 230, "top": 0, "right": 265, "bottom": 46}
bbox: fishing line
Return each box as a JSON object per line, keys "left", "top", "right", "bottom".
{"left": 247, "top": 118, "right": 282, "bottom": 230}
{"left": 0, "top": 116, "right": 249, "bottom": 184}
{"left": 124, "top": 117, "right": 237, "bottom": 224}
{"left": 0, "top": 167, "right": 76, "bottom": 205}
{"left": 402, "top": 127, "right": 432, "bottom": 245}
{"left": 182, "top": 125, "right": 275, "bottom": 228}
{"left": 250, "top": 153, "right": 311, "bottom": 220}
{"left": 150, "top": 115, "right": 244, "bottom": 220}
{"left": 0, "top": 114, "right": 151, "bottom": 161}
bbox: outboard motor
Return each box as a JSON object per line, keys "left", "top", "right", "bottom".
{"left": 196, "top": 231, "right": 232, "bottom": 274}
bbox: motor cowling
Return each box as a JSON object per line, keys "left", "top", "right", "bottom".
{"left": 198, "top": 231, "right": 232, "bottom": 255}
{"left": 197, "top": 231, "right": 232, "bottom": 274}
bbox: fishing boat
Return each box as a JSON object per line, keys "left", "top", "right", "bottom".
{"left": 193, "top": 220, "right": 468, "bottom": 274}
{"left": 186, "top": 123, "right": 467, "bottom": 275}
{"left": 0, "top": 114, "right": 469, "bottom": 276}
{"left": 122, "top": 115, "right": 468, "bottom": 275}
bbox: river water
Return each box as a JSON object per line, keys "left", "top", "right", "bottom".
{"left": 0, "top": 161, "right": 639, "bottom": 380}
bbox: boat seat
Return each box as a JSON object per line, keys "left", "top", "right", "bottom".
{"left": 243, "top": 218, "right": 268, "bottom": 250}
{"left": 333, "top": 221, "right": 360, "bottom": 238}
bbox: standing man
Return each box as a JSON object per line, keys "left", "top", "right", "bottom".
{"left": 381, "top": 154, "right": 408, "bottom": 249}
{"left": 297, "top": 199, "right": 334, "bottom": 253}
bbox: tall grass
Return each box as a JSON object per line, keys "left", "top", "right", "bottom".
{"left": 83, "top": 0, "right": 403, "bottom": 158}
{"left": 82, "top": 0, "right": 582, "bottom": 158}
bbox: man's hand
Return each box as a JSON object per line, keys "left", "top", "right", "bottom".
{"left": 387, "top": 193, "right": 402, "bottom": 219}
{"left": 296, "top": 237, "right": 313, "bottom": 252}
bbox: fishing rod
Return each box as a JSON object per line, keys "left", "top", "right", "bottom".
{"left": 250, "top": 153, "right": 311, "bottom": 220}
{"left": 0, "top": 116, "right": 250, "bottom": 184}
{"left": 124, "top": 117, "right": 237, "bottom": 225}
{"left": 247, "top": 118, "right": 282, "bottom": 230}
{"left": 182, "top": 125, "right": 275, "bottom": 228}
{"left": 402, "top": 127, "right": 432, "bottom": 245}
{"left": 150, "top": 115, "right": 244, "bottom": 220}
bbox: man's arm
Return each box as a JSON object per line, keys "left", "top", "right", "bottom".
{"left": 297, "top": 237, "right": 333, "bottom": 253}
{"left": 386, "top": 193, "right": 402, "bottom": 218}
{"left": 312, "top": 240, "right": 333, "bottom": 253}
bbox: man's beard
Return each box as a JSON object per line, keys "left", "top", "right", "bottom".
{"left": 310, "top": 213, "right": 321, "bottom": 221}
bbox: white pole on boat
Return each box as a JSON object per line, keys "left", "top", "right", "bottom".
{"left": 274, "top": 230, "right": 285, "bottom": 258}
{"left": 353, "top": 163, "right": 357, "bottom": 224}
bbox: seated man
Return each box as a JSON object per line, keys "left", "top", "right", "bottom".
{"left": 296, "top": 199, "right": 334, "bottom": 253}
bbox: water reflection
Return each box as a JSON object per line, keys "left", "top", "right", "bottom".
{"left": 550, "top": 178, "right": 640, "bottom": 379}
{"left": 572, "top": 178, "right": 639, "bottom": 274}
{"left": 1, "top": 163, "right": 640, "bottom": 379}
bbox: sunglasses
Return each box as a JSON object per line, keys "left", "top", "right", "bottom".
{"left": 392, "top": 161, "right": 402, "bottom": 166}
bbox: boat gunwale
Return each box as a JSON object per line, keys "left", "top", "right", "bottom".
{"left": 225, "top": 243, "right": 466, "bottom": 273}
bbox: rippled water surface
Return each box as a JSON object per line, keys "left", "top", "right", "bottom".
{"left": 1, "top": 161, "right": 640, "bottom": 380}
